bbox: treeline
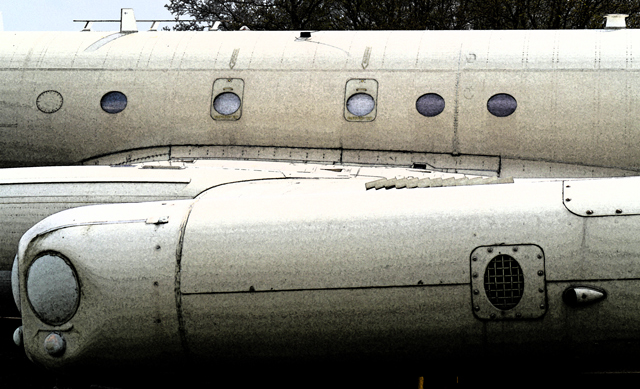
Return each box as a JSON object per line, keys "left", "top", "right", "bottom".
{"left": 165, "top": 0, "right": 640, "bottom": 30}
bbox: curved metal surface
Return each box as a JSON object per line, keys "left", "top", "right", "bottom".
{"left": 563, "top": 177, "right": 640, "bottom": 216}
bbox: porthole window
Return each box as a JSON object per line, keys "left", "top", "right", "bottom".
{"left": 487, "top": 93, "right": 517, "bottom": 117}
{"left": 213, "top": 92, "right": 241, "bottom": 115}
{"left": 416, "top": 93, "right": 445, "bottom": 117}
{"left": 346, "top": 93, "right": 375, "bottom": 117}
{"left": 101, "top": 91, "right": 127, "bottom": 114}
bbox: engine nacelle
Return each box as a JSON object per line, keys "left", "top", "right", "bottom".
{"left": 12, "top": 175, "right": 640, "bottom": 375}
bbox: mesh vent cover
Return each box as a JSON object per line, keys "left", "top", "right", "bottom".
{"left": 483, "top": 254, "right": 524, "bottom": 310}
{"left": 471, "top": 245, "right": 546, "bottom": 320}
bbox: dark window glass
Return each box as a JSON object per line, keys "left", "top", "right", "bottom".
{"left": 346, "top": 93, "right": 375, "bottom": 117}
{"left": 213, "top": 92, "right": 241, "bottom": 115}
{"left": 416, "top": 93, "right": 445, "bottom": 117}
{"left": 487, "top": 94, "right": 517, "bottom": 117}
{"left": 101, "top": 91, "right": 127, "bottom": 114}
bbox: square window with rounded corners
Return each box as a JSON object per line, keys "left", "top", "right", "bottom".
{"left": 211, "top": 78, "right": 244, "bottom": 121}
{"left": 344, "top": 79, "right": 378, "bottom": 122}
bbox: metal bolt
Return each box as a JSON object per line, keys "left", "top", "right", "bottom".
{"left": 586, "top": 210, "right": 594, "bottom": 215}
{"left": 512, "top": 247, "right": 518, "bottom": 252}
{"left": 474, "top": 305, "right": 480, "bottom": 311}
{"left": 540, "top": 304, "right": 545, "bottom": 309}
{"left": 472, "top": 257, "right": 477, "bottom": 262}
{"left": 537, "top": 254, "right": 542, "bottom": 259}
{"left": 487, "top": 248, "right": 493, "bottom": 253}
{"left": 565, "top": 198, "right": 571, "bottom": 202}
{"left": 538, "top": 288, "right": 544, "bottom": 293}
{"left": 473, "top": 289, "right": 479, "bottom": 295}
{"left": 472, "top": 272, "right": 478, "bottom": 278}
{"left": 538, "top": 270, "right": 544, "bottom": 276}
{"left": 616, "top": 209, "right": 623, "bottom": 214}
{"left": 490, "top": 313, "right": 496, "bottom": 319}
{"left": 566, "top": 185, "right": 571, "bottom": 188}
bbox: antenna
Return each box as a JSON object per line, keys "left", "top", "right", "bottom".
{"left": 605, "top": 14, "right": 628, "bottom": 29}
{"left": 74, "top": 8, "right": 213, "bottom": 32}
{"left": 120, "top": 8, "right": 137, "bottom": 33}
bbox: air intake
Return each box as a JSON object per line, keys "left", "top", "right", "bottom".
{"left": 484, "top": 254, "right": 524, "bottom": 310}
{"left": 470, "top": 244, "right": 547, "bottom": 320}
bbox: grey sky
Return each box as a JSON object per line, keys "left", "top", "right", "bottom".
{"left": 1, "top": 1, "right": 178, "bottom": 31}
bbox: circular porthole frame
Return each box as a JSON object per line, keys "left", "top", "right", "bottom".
{"left": 36, "top": 90, "right": 63, "bottom": 114}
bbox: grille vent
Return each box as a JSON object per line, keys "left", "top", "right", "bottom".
{"left": 483, "top": 254, "right": 524, "bottom": 310}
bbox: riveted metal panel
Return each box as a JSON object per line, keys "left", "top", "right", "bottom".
{"left": 344, "top": 79, "right": 378, "bottom": 122}
{"left": 563, "top": 177, "right": 640, "bottom": 217}
{"left": 470, "top": 244, "right": 546, "bottom": 320}
{"left": 211, "top": 78, "right": 244, "bottom": 121}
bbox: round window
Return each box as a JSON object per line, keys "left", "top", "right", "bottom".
{"left": 487, "top": 93, "right": 517, "bottom": 117}
{"left": 101, "top": 91, "right": 127, "bottom": 114}
{"left": 213, "top": 92, "right": 241, "bottom": 115}
{"left": 416, "top": 93, "right": 445, "bottom": 117}
{"left": 346, "top": 93, "right": 375, "bottom": 117}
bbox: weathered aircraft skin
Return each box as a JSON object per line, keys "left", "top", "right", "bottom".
{"left": 0, "top": 160, "right": 433, "bottom": 316}
{"left": 1, "top": 26, "right": 640, "bottom": 177}
{"left": 6, "top": 10, "right": 640, "bottom": 379}
{"left": 12, "top": 174, "right": 640, "bottom": 373}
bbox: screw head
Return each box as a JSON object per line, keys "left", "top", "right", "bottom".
{"left": 473, "top": 289, "right": 479, "bottom": 295}
{"left": 512, "top": 247, "right": 518, "bottom": 252}
{"left": 472, "top": 272, "right": 478, "bottom": 278}
{"left": 472, "top": 257, "right": 477, "bottom": 261}
{"left": 616, "top": 209, "right": 623, "bottom": 214}
{"left": 538, "top": 288, "right": 544, "bottom": 293}
{"left": 540, "top": 304, "right": 545, "bottom": 309}
{"left": 487, "top": 248, "right": 493, "bottom": 253}
{"left": 516, "top": 312, "right": 522, "bottom": 318}
{"left": 537, "top": 254, "right": 542, "bottom": 259}
{"left": 565, "top": 198, "right": 571, "bottom": 202}
{"left": 474, "top": 305, "right": 480, "bottom": 311}
{"left": 538, "top": 270, "right": 544, "bottom": 276}
{"left": 490, "top": 313, "right": 496, "bottom": 319}
{"left": 586, "top": 210, "right": 594, "bottom": 215}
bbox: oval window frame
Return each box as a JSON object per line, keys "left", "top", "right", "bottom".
{"left": 416, "top": 93, "right": 445, "bottom": 117}
{"left": 487, "top": 93, "right": 517, "bottom": 117}
{"left": 100, "top": 91, "right": 128, "bottom": 114}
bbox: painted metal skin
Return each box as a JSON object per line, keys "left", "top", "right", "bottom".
{"left": 0, "top": 26, "right": 640, "bottom": 178}
{"left": 0, "top": 160, "right": 427, "bottom": 316}
{"left": 13, "top": 173, "right": 640, "bottom": 375}
{"left": 5, "top": 11, "right": 640, "bottom": 379}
